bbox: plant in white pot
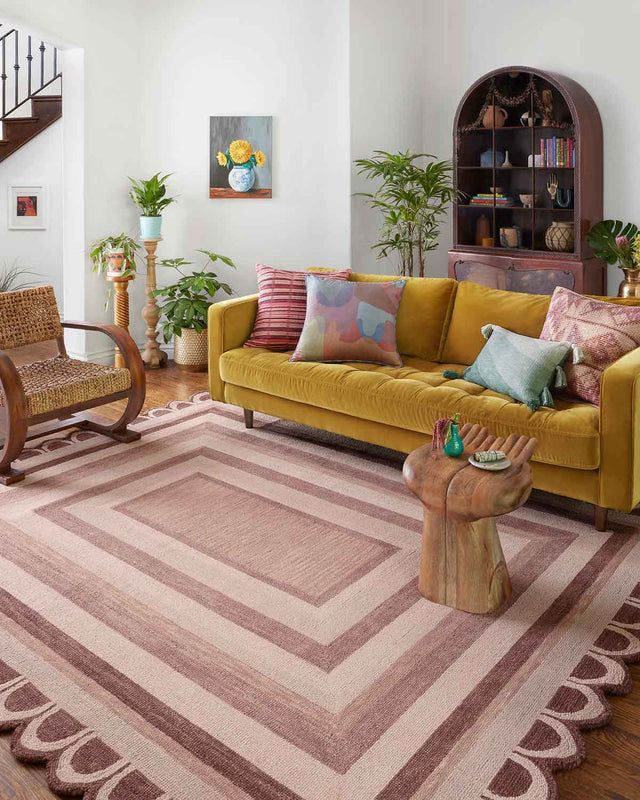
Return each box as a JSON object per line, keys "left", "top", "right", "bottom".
{"left": 154, "top": 249, "right": 235, "bottom": 371}
{"left": 128, "top": 172, "right": 176, "bottom": 239}
{"left": 89, "top": 233, "right": 139, "bottom": 278}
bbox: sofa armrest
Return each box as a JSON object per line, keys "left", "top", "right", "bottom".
{"left": 599, "top": 346, "right": 640, "bottom": 511}
{"left": 207, "top": 294, "right": 258, "bottom": 401}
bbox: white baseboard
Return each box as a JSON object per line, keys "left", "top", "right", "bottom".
{"left": 67, "top": 342, "right": 173, "bottom": 365}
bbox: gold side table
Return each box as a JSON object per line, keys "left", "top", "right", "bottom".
{"left": 106, "top": 273, "right": 134, "bottom": 369}
{"left": 141, "top": 237, "right": 167, "bottom": 369}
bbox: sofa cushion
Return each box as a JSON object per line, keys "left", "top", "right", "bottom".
{"left": 349, "top": 273, "right": 457, "bottom": 361}
{"left": 441, "top": 281, "right": 551, "bottom": 365}
{"left": 219, "top": 348, "right": 600, "bottom": 470}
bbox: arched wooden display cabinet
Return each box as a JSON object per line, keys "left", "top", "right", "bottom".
{"left": 448, "top": 66, "right": 603, "bottom": 294}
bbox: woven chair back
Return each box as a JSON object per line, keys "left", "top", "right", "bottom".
{"left": 0, "top": 286, "right": 63, "bottom": 349}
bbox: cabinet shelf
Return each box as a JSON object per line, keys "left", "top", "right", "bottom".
{"left": 451, "top": 66, "right": 602, "bottom": 294}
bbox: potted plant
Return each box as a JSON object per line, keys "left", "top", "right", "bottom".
{"left": 354, "top": 150, "right": 459, "bottom": 277}
{"left": 216, "top": 140, "right": 266, "bottom": 193}
{"left": 89, "top": 233, "right": 139, "bottom": 278}
{"left": 154, "top": 249, "right": 235, "bottom": 371}
{"left": 587, "top": 219, "right": 640, "bottom": 297}
{"left": 128, "top": 172, "right": 176, "bottom": 239}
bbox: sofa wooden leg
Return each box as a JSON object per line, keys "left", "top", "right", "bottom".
{"left": 594, "top": 505, "right": 609, "bottom": 531}
{"left": 243, "top": 409, "right": 254, "bottom": 429}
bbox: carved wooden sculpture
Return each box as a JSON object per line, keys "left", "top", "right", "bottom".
{"left": 403, "top": 425, "right": 537, "bottom": 614}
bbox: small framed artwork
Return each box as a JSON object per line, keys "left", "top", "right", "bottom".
{"left": 210, "top": 116, "right": 272, "bottom": 199}
{"left": 8, "top": 184, "right": 47, "bottom": 229}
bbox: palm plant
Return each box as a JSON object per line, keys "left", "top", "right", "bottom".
{"left": 354, "top": 150, "right": 458, "bottom": 277}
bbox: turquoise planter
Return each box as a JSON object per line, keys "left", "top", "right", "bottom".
{"left": 140, "top": 216, "right": 162, "bottom": 239}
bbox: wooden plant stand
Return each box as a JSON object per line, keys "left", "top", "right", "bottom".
{"left": 403, "top": 425, "right": 537, "bottom": 614}
{"left": 141, "top": 238, "right": 167, "bottom": 369}
{"left": 106, "top": 273, "right": 133, "bottom": 369}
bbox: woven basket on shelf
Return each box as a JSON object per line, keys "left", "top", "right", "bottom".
{"left": 173, "top": 328, "right": 208, "bottom": 372}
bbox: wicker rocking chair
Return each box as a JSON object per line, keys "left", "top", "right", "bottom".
{"left": 0, "top": 286, "right": 145, "bottom": 485}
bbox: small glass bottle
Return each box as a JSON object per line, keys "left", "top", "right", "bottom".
{"left": 443, "top": 415, "right": 464, "bottom": 458}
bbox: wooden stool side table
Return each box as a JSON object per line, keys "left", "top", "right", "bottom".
{"left": 403, "top": 425, "right": 537, "bottom": 614}
{"left": 106, "top": 273, "right": 134, "bottom": 369}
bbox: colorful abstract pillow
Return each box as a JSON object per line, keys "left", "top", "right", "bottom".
{"left": 290, "top": 276, "right": 406, "bottom": 366}
{"left": 540, "top": 287, "right": 640, "bottom": 404}
{"left": 443, "top": 324, "right": 582, "bottom": 411}
{"left": 244, "top": 264, "right": 352, "bottom": 351}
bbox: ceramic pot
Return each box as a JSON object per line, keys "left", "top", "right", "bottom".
{"left": 499, "top": 226, "right": 522, "bottom": 249}
{"left": 443, "top": 421, "right": 464, "bottom": 457}
{"left": 475, "top": 214, "right": 491, "bottom": 246}
{"left": 618, "top": 269, "right": 640, "bottom": 298}
{"left": 140, "top": 216, "right": 162, "bottom": 239}
{"left": 480, "top": 149, "right": 504, "bottom": 168}
{"left": 482, "top": 104, "right": 507, "bottom": 129}
{"left": 545, "top": 221, "right": 574, "bottom": 253}
{"left": 174, "top": 327, "right": 208, "bottom": 372}
{"left": 107, "top": 250, "right": 126, "bottom": 275}
{"left": 228, "top": 165, "right": 255, "bottom": 193}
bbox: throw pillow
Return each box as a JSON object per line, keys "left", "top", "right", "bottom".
{"left": 244, "top": 264, "right": 352, "bottom": 351}
{"left": 290, "top": 275, "right": 406, "bottom": 366}
{"left": 443, "top": 324, "right": 582, "bottom": 411}
{"left": 540, "top": 286, "right": 640, "bottom": 404}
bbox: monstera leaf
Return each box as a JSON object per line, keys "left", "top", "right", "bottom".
{"left": 587, "top": 220, "right": 639, "bottom": 264}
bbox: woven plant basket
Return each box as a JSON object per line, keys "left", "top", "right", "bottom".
{"left": 173, "top": 328, "right": 208, "bottom": 372}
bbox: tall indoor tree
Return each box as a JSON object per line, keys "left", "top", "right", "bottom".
{"left": 355, "top": 150, "right": 458, "bottom": 277}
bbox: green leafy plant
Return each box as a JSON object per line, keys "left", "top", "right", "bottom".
{"left": 0, "top": 261, "right": 39, "bottom": 292}
{"left": 89, "top": 233, "right": 139, "bottom": 276}
{"left": 128, "top": 172, "right": 176, "bottom": 217}
{"left": 154, "top": 250, "right": 235, "bottom": 343}
{"left": 354, "top": 150, "right": 459, "bottom": 277}
{"left": 587, "top": 220, "right": 639, "bottom": 271}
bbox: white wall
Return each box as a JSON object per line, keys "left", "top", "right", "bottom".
{"left": 136, "top": 0, "right": 351, "bottom": 303}
{"left": 0, "top": 0, "right": 142, "bottom": 359}
{"left": 421, "top": 0, "right": 640, "bottom": 294}
{"left": 349, "top": 0, "right": 424, "bottom": 276}
{"left": 0, "top": 119, "right": 63, "bottom": 306}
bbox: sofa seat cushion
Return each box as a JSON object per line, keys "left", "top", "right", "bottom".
{"left": 219, "top": 348, "right": 600, "bottom": 470}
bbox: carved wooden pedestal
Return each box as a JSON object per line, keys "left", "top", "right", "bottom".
{"left": 141, "top": 238, "right": 167, "bottom": 369}
{"left": 106, "top": 273, "right": 133, "bottom": 369}
{"left": 403, "top": 425, "right": 537, "bottom": 614}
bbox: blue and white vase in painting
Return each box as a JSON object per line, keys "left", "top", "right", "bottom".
{"left": 228, "top": 165, "right": 256, "bottom": 193}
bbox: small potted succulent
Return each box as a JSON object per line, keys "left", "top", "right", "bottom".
{"left": 89, "top": 233, "right": 139, "bottom": 278}
{"left": 128, "top": 172, "right": 176, "bottom": 239}
{"left": 154, "top": 249, "right": 235, "bottom": 371}
{"left": 587, "top": 219, "right": 640, "bottom": 297}
{"left": 216, "top": 140, "right": 266, "bottom": 193}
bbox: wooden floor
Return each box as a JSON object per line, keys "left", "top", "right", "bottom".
{"left": 0, "top": 356, "right": 638, "bottom": 799}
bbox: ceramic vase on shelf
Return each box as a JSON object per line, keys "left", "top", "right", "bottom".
{"left": 545, "top": 221, "right": 574, "bottom": 253}
{"left": 228, "top": 165, "right": 256, "bottom": 193}
{"left": 475, "top": 214, "right": 491, "bottom": 246}
{"left": 618, "top": 269, "right": 640, "bottom": 298}
{"left": 482, "top": 104, "right": 507, "bottom": 129}
{"left": 443, "top": 418, "right": 464, "bottom": 458}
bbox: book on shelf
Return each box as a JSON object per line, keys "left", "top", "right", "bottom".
{"left": 539, "top": 137, "right": 575, "bottom": 168}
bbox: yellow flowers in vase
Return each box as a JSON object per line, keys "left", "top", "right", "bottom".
{"left": 216, "top": 139, "right": 266, "bottom": 193}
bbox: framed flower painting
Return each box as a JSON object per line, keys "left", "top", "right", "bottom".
{"left": 209, "top": 116, "right": 272, "bottom": 199}
{"left": 8, "top": 184, "right": 47, "bottom": 229}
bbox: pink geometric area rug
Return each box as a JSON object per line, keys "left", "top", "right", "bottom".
{"left": 0, "top": 393, "right": 638, "bottom": 800}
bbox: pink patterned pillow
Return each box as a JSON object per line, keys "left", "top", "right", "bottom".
{"left": 244, "top": 265, "right": 352, "bottom": 351}
{"left": 540, "top": 287, "right": 640, "bottom": 404}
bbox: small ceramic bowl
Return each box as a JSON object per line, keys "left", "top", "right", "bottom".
{"left": 489, "top": 186, "right": 504, "bottom": 195}
{"left": 519, "top": 193, "right": 536, "bottom": 208}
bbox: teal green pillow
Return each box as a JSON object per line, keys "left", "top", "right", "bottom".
{"left": 443, "top": 324, "right": 583, "bottom": 411}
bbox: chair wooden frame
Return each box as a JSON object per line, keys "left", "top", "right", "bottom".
{"left": 0, "top": 320, "right": 146, "bottom": 485}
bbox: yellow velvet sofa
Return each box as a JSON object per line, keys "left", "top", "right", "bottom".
{"left": 208, "top": 273, "right": 640, "bottom": 529}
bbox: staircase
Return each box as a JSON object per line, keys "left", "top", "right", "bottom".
{"left": 0, "top": 25, "right": 62, "bottom": 163}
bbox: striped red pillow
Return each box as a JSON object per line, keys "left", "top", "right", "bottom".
{"left": 244, "top": 265, "right": 352, "bottom": 351}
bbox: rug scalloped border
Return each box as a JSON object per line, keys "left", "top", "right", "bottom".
{"left": 0, "top": 390, "right": 637, "bottom": 800}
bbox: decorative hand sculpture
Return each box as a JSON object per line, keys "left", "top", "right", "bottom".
{"left": 546, "top": 173, "right": 558, "bottom": 203}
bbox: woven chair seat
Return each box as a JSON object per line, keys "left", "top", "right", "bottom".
{"left": 0, "top": 357, "right": 132, "bottom": 417}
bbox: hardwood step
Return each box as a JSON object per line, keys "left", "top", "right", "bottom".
{"left": 0, "top": 95, "right": 61, "bottom": 162}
